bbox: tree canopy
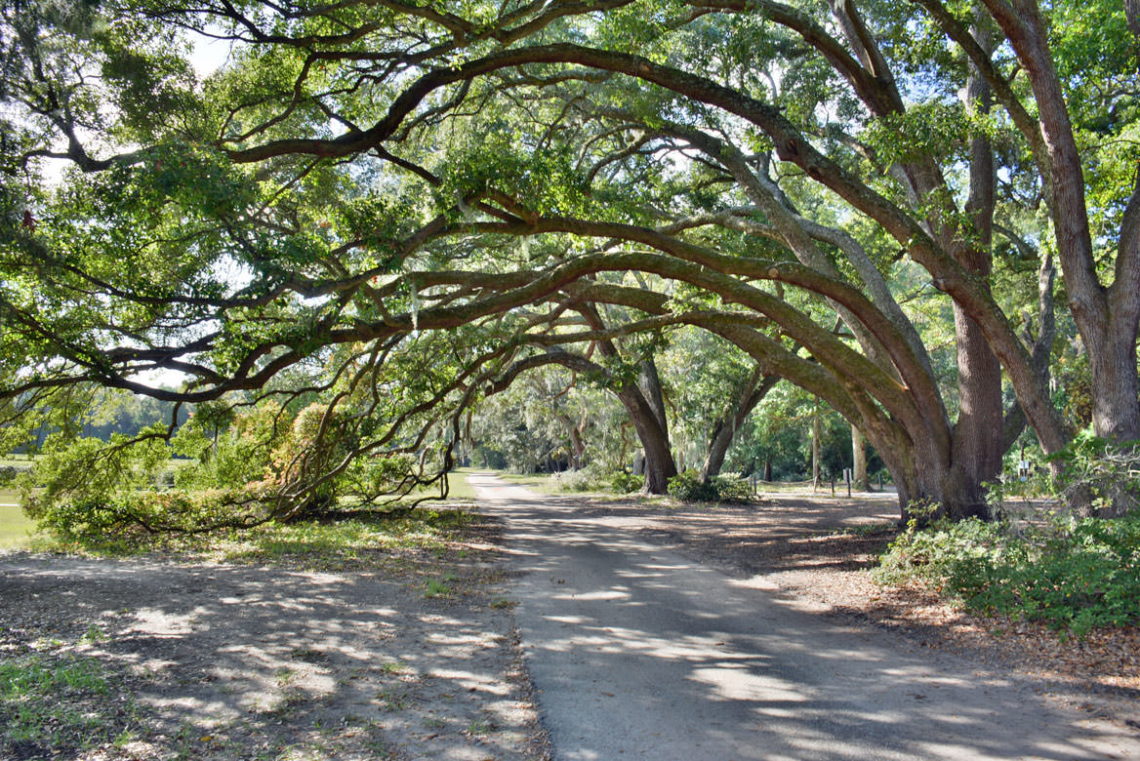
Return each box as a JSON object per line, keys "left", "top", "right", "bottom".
{"left": 1, "top": 0, "right": 1138, "bottom": 522}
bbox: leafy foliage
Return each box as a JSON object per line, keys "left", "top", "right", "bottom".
{"left": 544, "top": 466, "right": 643, "bottom": 494}
{"left": 1041, "top": 433, "right": 1140, "bottom": 516}
{"left": 20, "top": 394, "right": 444, "bottom": 538}
{"left": 876, "top": 513, "right": 1140, "bottom": 635}
{"left": 666, "top": 470, "right": 753, "bottom": 503}
{"left": 610, "top": 470, "right": 644, "bottom": 494}
{"left": 2, "top": 0, "right": 1139, "bottom": 523}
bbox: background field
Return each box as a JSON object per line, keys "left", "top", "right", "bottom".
{"left": 0, "top": 505, "right": 36, "bottom": 549}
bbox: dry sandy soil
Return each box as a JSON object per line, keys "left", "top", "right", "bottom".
{"left": 0, "top": 515, "right": 550, "bottom": 761}
{"left": 2, "top": 484, "right": 1137, "bottom": 761}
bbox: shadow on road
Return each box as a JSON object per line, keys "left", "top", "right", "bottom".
{"left": 471, "top": 473, "right": 1140, "bottom": 761}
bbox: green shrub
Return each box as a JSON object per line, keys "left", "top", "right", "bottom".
{"left": 609, "top": 470, "right": 643, "bottom": 494}
{"left": 343, "top": 454, "right": 417, "bottom": 500}
{"left": 996, "top": 432, "right": 1140, "bottom": 516}
{"left": 875, "top": 513, "right": 1140, "bottom": 636}
{"left": 710, "top": 474, "right": 754, "bottom": 503}
{"left": 667, "top": 470, "right": 717, "bottom": 502}
{"left": 1050, "top": 433, "right": 1140, "bottom": 515}
{"left": 874, "top": 517, "right": 1006, "bottom": 585}
{"left": 21, "top": 430, "right": 174, "bottom": 536}
{"left": 667, "top": 471, "right": 754, "bottom": 503}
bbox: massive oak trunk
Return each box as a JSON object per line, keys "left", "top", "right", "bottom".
{"left": 985, "top": 0, "right": 1140, "bottom": 453}
{"left": 580, "top": 308, "right": 678, "bottom": 494}
{"left": 622, "top": 359, "right": 677, "bottom": 494}
{"left": 618, "top": 385, "right": 677, "bottom": 493}
{"left": 943, "top": 32, "right": 1004, "bottom": 522}
{"left": 1087, "top": 319, "right": 1140, "bottom": 444}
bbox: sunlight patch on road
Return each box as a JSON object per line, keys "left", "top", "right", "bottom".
{"left": 689, "top": 665, "right": 809, "bottom": 703}
{"left": 559, "top": 589, "right": 632, "bottom": 601}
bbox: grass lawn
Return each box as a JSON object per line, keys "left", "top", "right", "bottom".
{"left": 442, "top": 469, "right": 479, "bottom": 500}
{"left": 0, "top": 454, "right": 35, "bottom": 470}
{"left": 493, "top": 471, "right": 546, "bottom": 486}
{"left": 492, "top": 471, "right": 559, "bottom": 492}
{"left": 27, "top": 504, "right": 483, "bottom": 567}
{"left": 397, "top": 469, "right": 479, "bottom": 502}
{"left": 0, "top": 505, "right": 37, "bottom": 550}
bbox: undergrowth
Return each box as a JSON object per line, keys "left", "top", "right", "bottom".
{"left": 30, "top": 507, "right": 480, "bottom": 569}
{"left": 875, "top": 512, "right": 1140, "bottom": 636}
{"left": 0, "top": 652, "right": 137, "bottom": 757}
{"left": 667, "top": 471, "right": 755, "bottom": 503}
{"left": 547, "top": 467, "right": 643, "bottom": 494}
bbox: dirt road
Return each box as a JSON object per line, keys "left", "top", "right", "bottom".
{"left": 469, "top": 473, "right": 1140, "bottom": 761}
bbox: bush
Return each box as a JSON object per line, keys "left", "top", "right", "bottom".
{"left": 609, "top": 470, "right": 643, "bottom": 494}
{"left": 667, "top": 471, "right": 754, "bottom": 503}
{"left": 551, "top": 468, "right": 605, "bottom": 492}
{"left": 711, "top": 475, "right": 754, "bottom": 503}
{"left": 551, "top": 467, "right": 642, "bottom": 494}
{"left": 875, "top": 517, "right": 1007, "bottom": 587}
{"left": 875, "top": 513, "right": 1140, "bottom": 636}
{"left": 667, "top": 470, "right": 717, "bottom": 501}
{"left": 343, "top": 454, "right": 417, "bottom": 500}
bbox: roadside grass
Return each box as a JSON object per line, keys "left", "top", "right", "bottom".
{"left": 489, "top": 471, "right": 680, "bottom": 506}
{"left": 494, "top": 471, "right": 682, "bottom": 505}
{"left": 10, "top": 470, "right": 496, "bottom": 593}
{"left": 0, "top": 505, "right": 38, "bottom": 550}
{"left": 30, "top": 505, "right": 483, "bottom": 569}
{"left": 0, "top": 650, "right": 139, "bottom": 759}
{"left": 10, "top": 471, "right": 485, "bottom": 566}
{"left": 415, "top": 469, "right": 478, "bottom": 501}
{"left": 423, "top": 577, "right": 454, "bottom": 598}
{"left": 0, "top": 454, "right": 35, "bottom": 469}
{"left": 826, "top": 521, "right": 898, "bottom": 537}
{"left": 493, "top": 471, "right": 561, "bottom": 494}
{"left": 754, "top": 480, "right": 898, "bottom": 498}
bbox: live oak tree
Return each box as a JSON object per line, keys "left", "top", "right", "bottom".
{"left": 659, "top": 327, "right": 777, "bottom": 481}
{"left": 1, "top": 0, "right": 1136, "bottom": 519}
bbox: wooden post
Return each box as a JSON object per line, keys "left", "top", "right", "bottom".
{"left": 812, "top": 409, "right": 822, "bottom": 492}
